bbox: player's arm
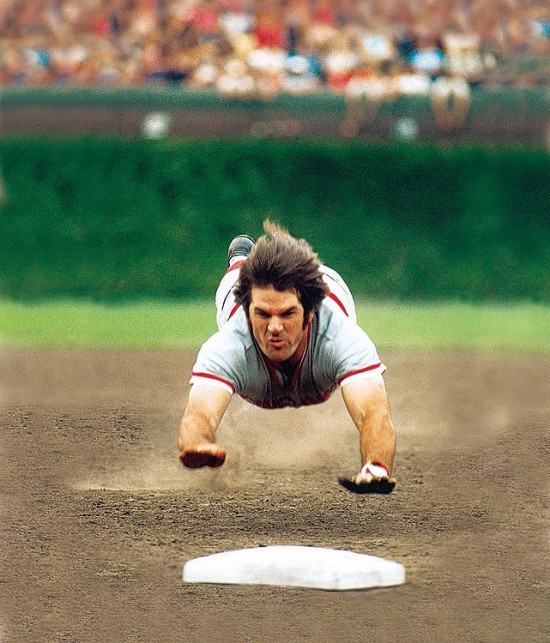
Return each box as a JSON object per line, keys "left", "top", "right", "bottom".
{"left": 177, "top": 382, "right": 231, "bottom": 468}
{"left": 339, "top": 374, "right": 397, "bottom": 493}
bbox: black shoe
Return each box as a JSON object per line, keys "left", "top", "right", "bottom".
{"left": 227, "top": 234, "right": 255, "bottom": 266}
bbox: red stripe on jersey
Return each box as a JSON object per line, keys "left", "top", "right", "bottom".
{"left": 191, "top": 372, "right": 235, "bottom": 393}
{"left": 225, "top": 260, "right": 245, "bottom": 275}
{"left": 228, "top": 302, "right": 241, "bottom": 320}
{"left": 338, "top": 363, "right": 381, "bottom": 384}
{"left": 326, "top": 292, "right": 348, "bottom": 316}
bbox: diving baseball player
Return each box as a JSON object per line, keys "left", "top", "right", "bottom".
{"left": 178, "top": 220, "right": 396, "bottom": 493}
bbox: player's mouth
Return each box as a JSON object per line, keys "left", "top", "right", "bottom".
{"left": 268, "top": 339, "right": 286, "bottom": 348}
{"left": 267, "top": 337, "right": 286, "bottom": 350}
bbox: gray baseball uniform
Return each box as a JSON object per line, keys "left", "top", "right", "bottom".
{"left": 190, "top": 264, "right": 386, "bottom": 409}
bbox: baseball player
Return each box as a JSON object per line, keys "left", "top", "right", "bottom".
{"left": 178, "top": 220, "right": 396, "bottom": 493}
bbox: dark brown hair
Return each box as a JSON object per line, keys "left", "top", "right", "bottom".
{"left": 233, "top": 220, "right": 329, "bottom": 319}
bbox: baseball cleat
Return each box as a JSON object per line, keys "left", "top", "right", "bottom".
{"left": 337, "top": 475, "right": 396, "bottom": 494}
{"left": 227, "top": 235, "right": 255, "bottom": 266}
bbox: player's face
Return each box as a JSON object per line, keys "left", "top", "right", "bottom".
{"left": 248, "top": 286, "right": 313, "bottom": 365}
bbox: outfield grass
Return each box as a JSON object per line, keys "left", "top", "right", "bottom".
{"left": 0, "top": 299, "right": 548, "bottom": 353}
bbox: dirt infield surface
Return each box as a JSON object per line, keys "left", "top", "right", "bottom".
{"left": 2, "top": 348, "right": 548, "bottom": 643}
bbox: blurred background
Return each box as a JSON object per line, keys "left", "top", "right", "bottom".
{"left": 0, "top": 0, "right": 549, "bottom": 140}
{"left": 0, "top": 0, "right": 548, "bottom": 303}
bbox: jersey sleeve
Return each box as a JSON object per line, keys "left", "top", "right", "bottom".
{"left": 189, "top": 328, "right": 246, "bottom": 396}
{"left": 331, "top": 318, "right": 386, "bottom": 387}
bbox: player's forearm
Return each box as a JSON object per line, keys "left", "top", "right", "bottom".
{"left": 359, "top": 412, "right": 396, "bottom": 473}
{"left": 177, "top": 413, "right": 218, "bottom": 452}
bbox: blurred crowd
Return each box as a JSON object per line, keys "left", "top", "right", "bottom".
{"left": 0, "top": 0, "right": 549, "bottom": 97}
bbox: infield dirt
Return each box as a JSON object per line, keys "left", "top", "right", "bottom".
{"left": 2, "top": 348, "right": 548, "bottom": 642}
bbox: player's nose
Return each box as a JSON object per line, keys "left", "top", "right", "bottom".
{"left": 268, "top": 317, "right": 283, "bottom": 333}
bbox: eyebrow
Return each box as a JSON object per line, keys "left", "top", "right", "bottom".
{"left": 253, "top": 305, "right": 298, "bottom": 315}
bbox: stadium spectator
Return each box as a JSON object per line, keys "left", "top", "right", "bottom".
{"left": 0, "top": 0, "right": 547, "bottom": 91}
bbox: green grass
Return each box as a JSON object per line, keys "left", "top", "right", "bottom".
{"left": 0, "top": 299, "right": 548, "bottom": 353}
{"left": 355, "top": 301, "right": 549, "bottom": 353}
{"left": 0, "top": 299, "right": 217, "bottom": 350}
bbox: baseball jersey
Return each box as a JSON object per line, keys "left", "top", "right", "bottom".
{"left": 189, "top": 298, "right": 386, "bottom": 409}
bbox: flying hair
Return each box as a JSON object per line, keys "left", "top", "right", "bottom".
{"left": 233, "top": 220, "right": 329, "bottom": 320}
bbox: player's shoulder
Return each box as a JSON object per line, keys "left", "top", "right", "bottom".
{"left": 200, "top": 308, "right": 254, "bottom": 356}
{"left": 317, "top": 299, "right": 355, "bottom": 334}
{"left": 315, "top": 300, "right": 374, "bottom": 352}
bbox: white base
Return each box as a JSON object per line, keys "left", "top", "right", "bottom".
{"left": 183, "top": 545, "right": 405, "bottom": 591}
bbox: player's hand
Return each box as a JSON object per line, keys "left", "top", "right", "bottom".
{"left": 338, "top": 461, "right": 396, "bottom": 494}
{"left": 178, "top": 444, "right": 227, "bottom": 469}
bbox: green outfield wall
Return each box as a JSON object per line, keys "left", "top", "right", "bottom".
{"left": 1, "top": 86, "right": 549, "bottom": 144}
{"left": 1, "top": 137, "right": 548, "bottom": 301}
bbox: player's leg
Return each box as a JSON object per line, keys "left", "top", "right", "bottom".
{"left": 215, "top": 235, "right": 255, "bottom": 329}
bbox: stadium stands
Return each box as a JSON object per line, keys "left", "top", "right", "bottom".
{"left": 0, "top": 0, "right": 548, "bottom": 96}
